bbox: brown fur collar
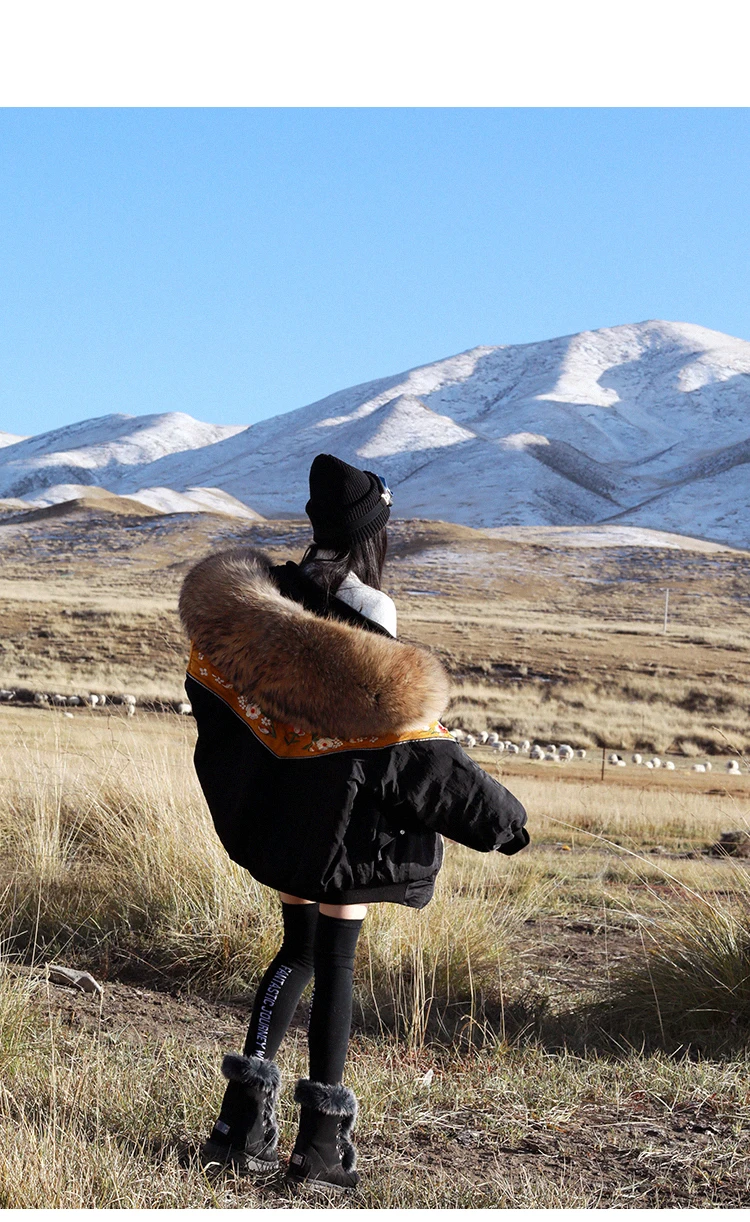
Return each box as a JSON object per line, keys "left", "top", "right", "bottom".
{"left": 179, "top": 548, "right": 450, "bottom": 740}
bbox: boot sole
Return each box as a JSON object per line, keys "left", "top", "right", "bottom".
{"left": 285, "top": 1173, "right": 357, "bottom": 1196}
{"left": 200, "top": 1140, "right": 278, "bottom": 1177}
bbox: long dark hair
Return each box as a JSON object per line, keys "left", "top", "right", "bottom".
{"left": 300, "top": 527, "right": 388, "bottom": 596}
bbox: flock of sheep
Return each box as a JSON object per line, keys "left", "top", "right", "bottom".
{"left": 449, "top": 729, "right": 743, "bottom": 775}
{"left": 0, "top": 689, "right": 192, "bottom": 717}
{"left": 0, "top": 692, "right": 742, "bottom": 774}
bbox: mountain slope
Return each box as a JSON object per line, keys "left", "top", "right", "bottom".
{"left": 2, "top": 320, "right": 750, "bottom": 545}
{"left": 0, "top": 413, "right": 246, "bottom": 500}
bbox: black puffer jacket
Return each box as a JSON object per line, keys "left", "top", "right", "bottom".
{"left": 180, "top": 548, "right": 528, "bottom": 909}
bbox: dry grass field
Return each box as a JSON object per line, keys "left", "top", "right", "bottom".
{"left": 1, "top": 501, "right": 750, "bottom": 1207}
{"left": 2, "top": 504, "right": 749, "bottom": 753}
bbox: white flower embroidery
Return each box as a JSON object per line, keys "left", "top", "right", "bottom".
{"left": 199, "top": 667, "right": 208, "bottom": 676}
{"left": 313, "top": 737, "right": 342, "bottom": 751}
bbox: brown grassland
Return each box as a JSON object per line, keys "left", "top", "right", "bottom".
{"left": 1, "top": 502, "right": 750, "bottom": 1207}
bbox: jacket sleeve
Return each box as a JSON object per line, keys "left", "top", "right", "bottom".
{"left": 378, "top": 740, "right": 529, "bottom": 855}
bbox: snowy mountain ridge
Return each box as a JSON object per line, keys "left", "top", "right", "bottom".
{"left": 2, "top": 320, "right": 750, "bottom": 547}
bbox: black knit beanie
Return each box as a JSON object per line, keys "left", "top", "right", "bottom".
{"left": 306, "top": 454, "right": 392, "bottom": 548}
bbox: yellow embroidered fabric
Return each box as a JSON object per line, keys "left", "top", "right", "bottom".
{"left": 187, "top": 643, "right": 452, "bottom": 759}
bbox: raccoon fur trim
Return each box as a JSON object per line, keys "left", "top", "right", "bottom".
{"left": 293, "top": 1078, "right": 358, "bottom": 1118}
{"left": 179, "top": 547, "right": 450, "bottom": 740}
{"left": 221, "top": 1053, "right": 281, "bottom": 1095}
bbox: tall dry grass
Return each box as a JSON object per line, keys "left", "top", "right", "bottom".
{"left": 586, "top": 868, "right": 750, "bottom": 1053}
{"left": 503, "top": 775, "right": 748, "bottom": 850}
{"left": 4, "top": 707, "right": 750, "bottom": 1056}
{"left": 0, "top": 711, "right": 541, "bottom": 1041}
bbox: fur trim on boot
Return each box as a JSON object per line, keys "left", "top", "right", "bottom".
{"left": 222, "top": 1053, "right": 281, "bottom": 1093}
{"left": 201, "top": 1054, "right": 281, "bottom": 1176}
{"left": 287, "top": 1079, "right": 360, "bottom": 1192}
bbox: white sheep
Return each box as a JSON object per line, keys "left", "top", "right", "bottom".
{"left": 520, "top": 740, "right": 531, "bottom": 753}
{"left": 121, "top": 695, "right": 136, "bottom": 707}
{"left": 704, "top": 761, "right": 712, "bottom": 772}
{"left": 544, "top": 749, "right": 558, "bottom": 762}
{"left": 632, "top": 753, "right": 643, "bottom": 765}
{"left": 645, "top": 760, "right": 654, "bottom": 769}
{"left": 487, "top": 732, "right": 499, "bottom": 745}
{"left": 529, "top": 745, "right": 544, "bottom": 760}
{"left": 465, "top": 735, "right": 476, "bottom": 749}
{"left": 608, "top": 752, "right": 621, "bottom": 765}
{"left": 0, "top": 689, "right": 16, "bottom": 701}
{"left": 505, "top": 743, "right": 519, "bottom": 755}
{"left": 616, "top": 759, "right": 627, "bottom": 767}
{"left": 650, "top": 757, "right": 662, "bottom": 769}
{"left": 126, "top": 703, "right": 135, "bottom": 718}
{"left": 84, "top": 694, "right": 99, "bottom": 708}
{"left": 177, "top": 702, "right": 192, "bottom": 715}
{"left": 665, "top": 761, "right": 675, "bottom": 770}
{"left": 692, "top": 763, "right": 706, "bottom": 773}
{"left": 50, "top": 694, "right": 67, "bottom": 706}
{"left": 558, "top": 744, "right": 574, "bottom": 761}
{"left": 479, "top": 731, "right": 489, "bottom": 744}
{"left": 492, "top": 741, "right": 505, "bottom": 753}
{"left": 727, "top": 760, "right": 741, "bottom": 774}
{"left": 97, "top": 694, "right": 107, "bottom": 706}
{"left": 575, "top": 748, "right": 587, "bottom": 759}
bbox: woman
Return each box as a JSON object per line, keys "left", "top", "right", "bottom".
{"left": 179, "top": 453, "right": 528, "bottom": 1192}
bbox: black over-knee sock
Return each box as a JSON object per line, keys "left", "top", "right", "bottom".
{"left": 243, "top": 902, "right": 319, "bottom": 1061}
{"left": 307, "top": 913, "right": 363, "bottom": 1085}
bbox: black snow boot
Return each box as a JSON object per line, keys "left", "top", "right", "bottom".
{"left": 200, "top": 1053, "right": 281, "bottom": 1175}
{"left": 286, "top": 1078, "right": 359, "bottom": 1192}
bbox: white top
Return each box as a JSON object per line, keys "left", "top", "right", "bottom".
{"left": 336, "top": 572, "right": 398, "bottom": 637}
{"left": 302, "top": 558, "right": 398, "bottom": 637}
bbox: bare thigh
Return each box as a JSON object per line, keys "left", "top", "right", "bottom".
{"left": 278, "top": 892, "right": 368, "bottom": 921}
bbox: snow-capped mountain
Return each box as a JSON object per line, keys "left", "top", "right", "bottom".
{"left": 2, "top": 320, "right": 750, "bottom": 546}
{"left": 0, "top": 412, "right": 245, "bottom": 501}
{"left": 23, "top": 482, "right": 264, "bottom": 520}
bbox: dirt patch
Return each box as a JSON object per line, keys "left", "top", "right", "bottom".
{"left": 394, "top": 1096, "right": 750, "bottom": 1207}
{"left": 13, "top": 966, "right": 252, "bottom": 1049}
{"left": 513, "top": 916, "right": 639, "bottom": 998}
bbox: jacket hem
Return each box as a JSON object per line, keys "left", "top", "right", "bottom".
{"left": 239, "top": 876, "right": 436, "bottom": 909}
{"left": 318, "top": 879, "right": 435, "bottom": 907}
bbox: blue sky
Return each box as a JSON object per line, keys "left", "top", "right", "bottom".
{"left": 1, "top": 108, "right": 750, "bottom": 437}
